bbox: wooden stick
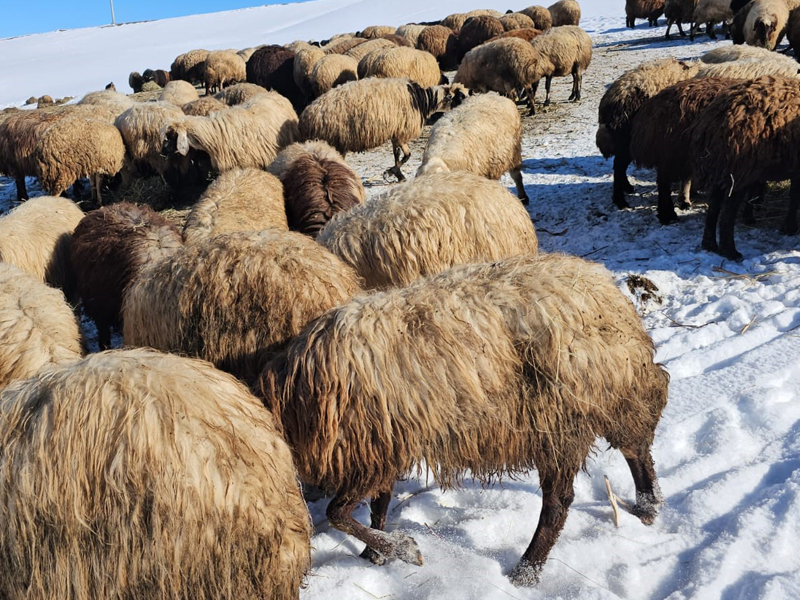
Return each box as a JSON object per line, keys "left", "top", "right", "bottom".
{"left": 604, "top": 475, "right": 620, "bottom": 528}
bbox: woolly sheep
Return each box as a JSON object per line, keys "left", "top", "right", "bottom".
{"left": 115, "top": 101, "right": 186, "bottom": 175}
{"left": 78, "top": 88, "right": 135, "bottom": 110}
{"left": 259, "top": 252, "right": 667, "bottom": 584}
{"left": 310, "top": 54, "right": 359, "bottom": 97}
{"left": 215, "top": 82, "right": 268, "bottom": 105}
{"left": 501, "top": 12, "right": 537, "bottom": 30}
{"left": 520, "top": 5, "right": 554, "bottom": 29}
{"left": 237, "top": 46, "right": 260, "bottom": 62}
{"left": 596, "top": 58, "right": 700, "bottom": 209}
{"left": 0, "top": 195, "right": 83, "bottom": 298}
{"left": 170, "top": 48, "right": 210, "bottom": 83}
{"left": 548, "top": 0, "right": 582, "bottom": 25}
{"left": 293, "top": 46, "right": 326, "bottom": 99}
{"left": 731, "top": 0, "right": 753, "bottom": 43}
{"left": 0, "top": 349, "right": 311, "bottom": 600}
{"left": 323, "top": 37, "right": 368, "bottom": 55}
{"left": 360, "top": 25, "right": 397, "bottom": 38}
{"left": 182, "top": 95, "right": 227, "bottom": 115}
{"left": 489, "top": 27, "right": 545, "bottom": 42}
{"left": 182, "top": 168, "right": 288, "bottom": 244}
{"left": 527, "top": 25, "right": 593, "bottom": 108}
{"left": 373, "top": 33, "right": 414, "bottom": 47}
{"left": 396, "top": 23, "right": 427, "bottom": 45}
{"left": 123, "top": 230, "right": 361, "bottom": 383}
{"left": 701, "top": 42, "right": 800, "bottom": 66}
{"left": 161, "top": 93, "right": 299, "bottom": 173}
{"left": 690, "top": 75, "right": 800, "bottom": 259}
{"left": 665, "top": 0, "right": 698, "bottom": 37}
{"left": 0, "top": 263, "right": 83, "bottom": 391}
{"left": 626, "top": 0, "right": 666, "bottom": 27}
{"left": 299, "top": 78, "right": 460, "bottom": 181}
{"left": 441, "top": 12, "right": 470, "bottom": 34}
{"left": 246, "top": 45, "right": 306, "bottom": 111}
{"left": 317, "top": 171, "right": 537, "bottom": 288}
{"left": 417, "top": 92, "right": 529, "bottom": 204}
{"left": 694, "top": 58, "right": 800, "bottom": 78}
{"left": 268, "top": 139, "right": 345, "bottom": 179}
{"left": 692, "top": 0, "right": 734, "bottom": 38}
{"left": 129, "top": 70, "right": 144, "bottom": 93}
{"left": 745, "top": 0, "right": 791, "bottom": 48}
{"left": 416, "top": 25, "right": 459, "bottom": 70}
{"left": 159, "top": 80, "right": 201, "bottom": 106}
{"left": 358, "top": 46, "right": 443, "bottom": 87}
{"left": 344, "top": 38, "right": 397, "bottom": 62}
{"left": 284, "top": 40, "right": 315, "bottom": 53}
{"left": 458, "top": 16, "right": 506, "bottom": 57}
{"left": 203, "top": 50, "right": 247, "bottom": 95}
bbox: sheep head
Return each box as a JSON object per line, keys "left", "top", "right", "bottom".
{"left": 161, "top": 121, "right": 191, "bottom": 157}
{"left": 754, "top": 19, "right": 777, "bottom": 48}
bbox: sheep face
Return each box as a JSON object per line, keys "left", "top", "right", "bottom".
{"left": 161, "top": 123, "right": 190, "bottom": 157}
{"left": 754, "top": 19, "right": 777, "bottom": 47}
{"left": 449, "top": 85, "right": 472, "bottom": 109}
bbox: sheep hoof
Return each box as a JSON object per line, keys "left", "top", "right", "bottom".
{"left": 508, "top": 560, "right": 541, "bottom": 587}
{"left": 781, "top": 222, "right": 798, "bottom": 236}
{"left": 613, "top": 198, "right": 630, "bottom": 209}
{"left": 702, "top": 238, "right": 719, "bottom": 253}
{"left": 520, "top": 195, "right": 530, "bottom": 206}
{"left": 718, "top": 247, "right": 743, "bottom": 262}
{"left": 383, "top": 167, "right": 405, "bottom": 183}
{"left": 623, "top": 181, "right": 635, "bottom": 194}
{"left": 658, "top": 212, "right": 679, "bottom": 225}
{"left": 385, "top": 531, "right": 423, "bottom": 565}
{"left": 360, "top": 546, "right": 387, "bottom": 565}
{"left": 543, "top": 99, "right": 551, "bottom": 107}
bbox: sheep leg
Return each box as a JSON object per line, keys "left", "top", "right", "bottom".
{"left": 717, "top": 191, "right": 743, "bottom": 261}
{"left": 15, "top": 174, "right": 29, "bottom": 201}
{"left": 508, "top": 471, "right": 575, "bottom": 586}
{"left": 621, "top": 445, "right": 662, "bottom": 525}
{"left": 570, "top": 70, "right": 582, "bottom": 102}
{"left": 528, "top": 82, "right": 539, "bottom": 115}
{"left": 383, "top": 143, "right": 408, "bottom": 182}
{"left": 97, "top": 319, "right": 112, "bottom": 351}
{"left": 94, "top": 173, "right": 104, "bottom": 207}
{"left": 612, "top": 150, "right": 632, "bottom": 209}
{"left": 665, "top": 20, "right": 673, "bottom": 39}
{"left": 702, "top": 188, "right": 723, "bottom": 252}
{"left": 327, "top": 493, "right": 423, "bottom": 566}
{"left": 656, "top": 172, "right": 678, "bottom": 225}
{"left": 690, "top": 21, "right": 696, "bottom": 41}
{"left": 782, "top": 178, "right": 800, "bottom": 235}
{"left": 359, "top": 490, "right": 393, "bottom": 565}
{"left": 678, "top": 180, "right": 692, "bottom": 209}
{"left": 510, "top": 166, "right": 530, "bottom": 205}
{"left": 707, "top": 22, "right": 717, "bottom": 39}
{"left": 677, "top": 21, "right": 686, "bottom": 37}
{"left": 543, "top": 76, "right": 553, "bottom": 107}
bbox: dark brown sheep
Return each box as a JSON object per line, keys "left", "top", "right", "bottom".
{"left": 128, "top": 71, "right": 144, "bottom": 93}
{"left": 630, "top": 77, "right": 735, "bottom": 224}
{"left": 417, "top": 25, "right": 460, "bottom": 70}
{"left": 730, "top": 0, "right": 753, "bottom": 43}
{"left": 246, "top": 45, "right": 306, "bottom": 111}
{"left": 488, "top": 27, "right": 544, "bottom": 43}
{"left": 627, "top": 0, "right": 666, "bottom": 27}
{"left": 458, "top": 16, "right": 506, "bottom": 58}
{"left": 70, "top": 203, "right": 182, "bottom": 349}
{"left": 376, "top": 33, "right": 414, "bottom": 47}
{"left": 664, "top": 0, "right": 697, "bottom": 38}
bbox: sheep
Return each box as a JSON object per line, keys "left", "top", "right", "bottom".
{"left": 416, "top": 25, "right": 460, "bottom": 70}
{"left": 459, "top": 16, "right": 506, "bottom": 57}
{"left": 246, "top": 45, "right": 306, "bottom": 111}
{"left": 501, "top": 12, "right": 537, "bottom": 30}
{"left": 731, "top": 0, "right": 754, "bottom": 42}
{"left": 238, "top": 46, "right": 260, "bottom": 62}
{"left": 161, "top": 93, "right": 299, "bottom": 173}
{"left": 158, "top": 79, "right": 200, "bottom": 106}
{"left": 0, "top": 348, "right": 312, "bottom": 600}
{"left": 441, "top": 12, "right": 470, "bottom": 34}
{"left": 323, "top": 37, "right": 368, "bottom": 55}
{"left": 374, "top": 33, "right": 415, "bottom": 47}
{"left": 317, "top": 171, "right": 537, "bottom": 288}
{"left": 630, "top": 77, "right": 736, "bottom": 224}
{"left": 520, "top": 5, "right": 554, "bottom": 29}
{"left": 34, "top": 115, "right": 127, "bottom": 205}
{"left": 701, "top": 42, "right": 800, "bottom": 65}
{"left": 153, "top": 68, "right": 171, "bottom": 87}
{"left": 785, "top": 5, "right": 800, "bottom": 50}
{"left": 170, "top": 48, "right": 210, "bottom": 83}
{"left": 299, "top": 78, "right": 461, "bottom": 181}
{"left": 745, "top": 0, "right": 791, "bottom": 48}
{"left": 293, "top": 46, "right": 326, "bottom": 99}
{"left": 417, "top": 92, "right": 529, "bottom": 204}
{"left": 182, "top": 168, "right": 288, "bottom": 244}
{"left": 284, "top": 40, "right": 315, "bottom": 53}
{"left": 525, "top": 26, "right": 593, "bottom": 109}
{"left": 548, "top": 0, "right": 582, "bottom": 25}
{"left": 122, "top": 230, "right": 361, "bottom": 384}
{"left": 396, "top": 23, "right": 427, "bottom": 45}
{"left": 490, "top": 27, "right": 546, "bottom": 42}
{"left": 357, "top": 46, "right": 443, "bottom": 87}
{"left": 139, "top": 80, "right": 163, "bottom": 93}
{"left": 665, "top": 0, "right": 698, "bottom": 37}
{"left": 690, "top": 75, "right": 800, "bottom": 259}
{"left": 129, "top": 70, "right": 144, "bottom": 93}
{"left": 344, "top": 38, "right": 397, "bottom": 62}
{"left": 310, "top": 54, "right": 359, "bottom": 97}
{"left": 0, "top": 263, "right": 83, "bottom": 392}
{"left": 0, "top": 195, "right": 84, "bottom": 298}
{"left": 182, "top": 95, "right": 227, "bottom": 115}
{"left": 360, "top": 25, "right": 397, "bottom": 38}
{"left": 203, "top": 50, "right": 247, "bottom": 95}
{"left": 115, "top": 101, "right": 186, "bottom": 175}
{"left": 78, "top": 88, "right": 135, "bottom": 110}
{"left": 275, "top": 142, "right": 365, "bottom": 236}
{"left": 626, "top": 0, "right": 666, "bottom": 27}
{"left": 596, "top": 58, "right": 700, "bottom": 209}
{"left": 215, "top": 82, "right": 268, "bottom": 105}
{"left": 0, "top": 109, "right": 62, "bottom": 201}
{"left": 692, "top": 0, "right": 734, "bottom": 38}
{"left": 258, "top": 252, "right": 668, "bottom": 584}
{"left": 694, "top": 57, "right": 800, "bottom": 77}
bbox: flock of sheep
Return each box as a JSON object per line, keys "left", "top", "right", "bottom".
{"left": 0, "top": 0, "right": 798, "bottom": 596}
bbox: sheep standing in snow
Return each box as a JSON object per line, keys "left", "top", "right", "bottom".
{"left": 310, "top": 54, "right": 359, "bottom": 97}
{"left": 0, "top": 349, "right": 311, "bottom": 600}
{"left": 115, "top": 101, "right": 186, "bottom": 176}
{"left": 520, "top": 5, "right": 554, "bottom": 29}
{"left": 417, "top": 92, "right": 529, "bottom": 204}
{"left": 246, "top": 45, "right": 306, "bottom": 111}
{"left": 259, "top": 252, "right": 668, "bottom": 585}
{"left": 744, "top": 0, "right": 792, "bottom": 49}
{"left": 416, "top": 25, "right": 459, "bottom": 70}
{"left": 626, "top": 0, "right": 666, "bottom": 27}
{"left": 203, "top": 50, "right": 247, "bottom": 95}
{"left": 169, "top": 48, "right": 210, "bottom": 84}
{"left": 458, "top": 15, "right": 506, "bottom": 57}
{"left": 501, "top": 12, "right": 537, "bottom": 30}
{"left": 691, "top": 0, "right": 734, "bottom": 39}
{"left": 357, "top": 46, "right": 444, "bottom": 87}
{"left": 665, "top": 0, "right": 698, "bottom": 37}
{"left": 548, "top": 0, "right": 582, "bottom": 25}
{"left": 527, "top": 25, "right": 592, "bottom": 109}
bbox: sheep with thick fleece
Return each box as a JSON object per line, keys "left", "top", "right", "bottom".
{"left": 396, "top": 24, "right": 427, "bottom": 45}
{"left": 323, "top": 37, "right": 368, "bottom": 55}
{"left": 358, "top": 46, "right": 443, "bottom": 87}
{"left": 416, "top": 25, "right": 459, "bottom": 70}
{"left": 745, "top": 0, "right": 792, "bottom": 48}
{"left": 0, "top": 263, "right": 83, "bottom": 392}
{"left": 293, "top": 46, "right": 326, "bottom": 99}
{"left": 0, "top": 109, "right": 64, "bottom": 201}
{"left": 299, "top": 78, "right": 461, "bottom": 181}
{"left": 182, "top": 95, "right": 227, "bottom": 115}
{"left": 455, "top": 38, "right": 539, "bottom": 107}
{"left": 520, "top": 5, "right": 554, "bottom": 29}
{"left": 344, "top": 38, "right": 396, "bottom": 62}
{"left": 548, "top": 0, "right": 582, "bottom": 25}
{"left": 310, "top": 54, "right": 359, "bottom": 97}
{"left": 694, "top": 58, "right": 800, "bottom": 78}
{"left": 0, "top": 196, "right": 84, "bottom": 299}
{"left": 665, "top": 0, "right": 698, "bottom": 38}
{"left": 170, "top": 48, "right": 209, "bottom": 83}
{"left": 182, "top": 169, "right": 288, "bottom": 244}
{"left": 115, "top": 101, "right": 185, "bottom": 175}
{"left": 360, "top": 25, "right": 396, "bottom": 38}
{"left": 527, "top": 26, "right": 593, "bottom": 109}
{"left": 317, "top": 171, "right": 537, "bottom": 289}
{"left": 692, "top": 0, "right": 734, "bottom": 38}
{"left": 417, "top": 92, "right": 529, "bottom": 203}
{"left": 215, "top": 82, "right": 268, "bottom": 105}
{"left": 203, "top": 50, "right": 247, "bottom": 95}
{"left": 0, "top": 349, "right": 311, "bottom": 600}
{"left": 268, "top": 139, "right": 345, "bottom": 179}
{"left": 123, "top": 230, "right": 361, "bottom": 384}
{"left": 627, "top": 0, "right": 666, "bottom": 27}
{"left": 159, "top": 80, "right": 200, "bottom": 106}
{"left": 701, "top": 42, "right": 797, "bottom": 62}
{"left": 246, "top": 45, "right": 306, "bottom": 111}
{"left": 259, "top": 252, "right": 667, "bottom": 585}
{"left": 161, "top": 93, "right": 299, "bottom": 173}
{"left": 501, "top": 12, "right": 537, "bottom": 30}
{"left": 489, "top": 28, "right": 545, "bottom": 42}
{"left": 458, "top": 16, "right": 506, "bottom": 56}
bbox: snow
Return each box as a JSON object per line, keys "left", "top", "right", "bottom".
{"left": 3, "top": 1, "right": 800, "bottom": 598}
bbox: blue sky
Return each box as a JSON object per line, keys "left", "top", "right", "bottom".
{"left": 2, "top": 1, "right": 309, "bottom": 39}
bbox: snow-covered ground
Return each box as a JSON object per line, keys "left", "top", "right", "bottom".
{"left": 3, "top": 1, "right": 800, "bottom": 598}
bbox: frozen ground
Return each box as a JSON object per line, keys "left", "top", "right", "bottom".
{"left": 3, "top": 2, "right": 800, "bottom": 599}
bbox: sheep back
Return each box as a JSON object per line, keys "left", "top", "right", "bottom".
{"left": 215, "top": 82, "right": 268, "bottom": 105}
{"left": 529, "top": 25, "right": 593, "bottom": 81}
{"left": 310, "top": 54, "right": 359, "bottom": 97}
{"left": 358, "top": 46, "right": 442, "bottom": 87}
{"left": 293, "top": 47, "right": 327, "bottom": 98}
{"left": 501, "top": 12, "right": 537, "bottom": 30}
{"left": 204, "top": 50, "right": 247, "bottom": 91}
{"left": 520, "top": 5, "right": 554, "bottom": 29}
{"left": 416, "top": 25, "right": 460, "bottom": 71}
{"left": 459, "top": 16, "right": 506, "bottom": 56}
{"left": 455, "top": 37, "right": 538, "bottom": 93}
{"left": 115, "top": 101, "right": 185, "bottom": 173}
{"left": 182, "top": 96, "right": 227, "bottom": 115}
{"left": 246, "top": 45, "right": 306, "bottom": 110}
{"left": 396, "top": 23, "right": 428, "bottom": 45}
{"left": 170, "top": 48, "right": 210, "bottom": 83}
{"left": 627, "top": 0, "right": 666, "bottom": 20}
{"left": 344, "top": 38, "right": 397, "bottom": 62}
{"left": 548, "top": 0, "right": 582, "bottom": 25}
{"left": 159, "top": 80, "right": 201, "bottom": 106}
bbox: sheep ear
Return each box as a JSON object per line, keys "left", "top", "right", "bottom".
{"left": 176, "top": 130, "right": 190, "bottom": 156}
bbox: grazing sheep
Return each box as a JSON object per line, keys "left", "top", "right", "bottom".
{"left": 323, "top": 37, "right": 368, "bottom": 55}
{"left": 731, "top": 0, "right": 754, "bottom": 43}
{"left": 0, "top": 195, "right": 84, "bottom": 298}
{"left": 203, "top": 50, "right": 247, "bottom": 95}
{"left": 548, "top": 0, "right": 582, "bottom": 25}
{"left": 745, "top": 0, "right": 791, "bottom": 48}
{"left": 78, "top": 88, "right": 135, "bottom": 110}
{"left": 458, "top": 16, "right": 506, "bottom": 57}
{"left": 259, "top": 252, "right": 667, "bottom": 585}
{"left": 665, "top": 0, "right": 698, "bottom": 37}
{"left": 690, "top": 75, "right": 800, "bottom": 259}
{"left": 455, "top": 38, "right": 539, "bottom": 107}
{"left": 123, "top": 230, "right": 361, "bottom": 383}
{"left": 246, "top": 45, "right": 306, "bottom": 111}
{"left": 360, "top": 25, "right": 397, "bottom": 38}
{"left": 115, "top": 101, "right": 186, "bottom": 175}
{"left": 0, "top": 263, "right": 83, "bottom": 391}
{"left": 70, "top": 203, "right": 182, "bottom": 349}
{"left": 501, "top": 12, "right": 537, "bottom": 30}
{"left": 520, "top": 5, "right": 554, "bottom": 29}
{"left": 293, "top": 46, "right": 326, "bottom": 99}
{"left": 34, "top": 115, "right": 127, "bottom": 204}
{"left": 701, "top": 42, "right": 800, "bottom": 65}
{"left": 159, "top": 79, "right": 201, "bottom": 106}
{"left": 596, "top": 58, "right": 700, "bottom": 209}
{"left": 630, "top": 77, "right": 735, "bottom": 223}
{"left": 627, "top": 0, "right": 666, "bottom": 26}
{"left": 694, "top": 57, "right": 800, "bottom": 77}
{"left": 344, "top": 38, "right": 397, "bottom": 62}
{"left": 441, "top": 12, "right": 470, "bottom": 34}
{"left": 310, "top": 54, "right": 359, "bottom": 97}
{"left": 375, "top": 33, "right": 414, "bottom": 47}
{"left": 182, "top": 95, "right": 227, "bottom": 115}
{"left": 358, "top": 46, "right": 443, "bottom": 87}
{"left": 129, "top": 70, "right": 144, "bottom": 93}
{"left": 0, "top": 349, "right": 312, "bottom": 600}
{"left": 182, "top": 168, "right": 288, "bottom": 244}
{"left": 299, "top": 78, "right": 460, "bottom": 181}
{"left": 317, "top": 171, "right": 537, "bottom": 288}
{"left": 215, "top": 82, "right": 268, "bottom": 105}
{"left": 692, "top": 0, "right": 734, "bottom": 38}
{"left": 153, "top": 69, "right": 171, "bottom": 87}
{"left": 0, "top": 109, "right": 64, "bottom": 201}
{"left": 417, "top": 92, "right": 529, "bottom": 203}
{"left": 396, "top": 23, "right": 427, "bottom": 45}
{"left": 416, "top": 25, "right": 460, "bottom": 70}
{"left": 276, "top": 142, "right": 365, "bottom": 236}
{"left": 170, "top": 48, "right": 210, "bottom": 83}
{"left": 161, "top": 93, "right": 299, "bottom": 173}
{"left": 489, "top": 27, "right": 546, "bottom": 42}
{"left": 527, "top": 26, "right": 592, "bottom": 109}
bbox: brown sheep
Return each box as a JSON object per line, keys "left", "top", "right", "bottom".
{"left": 122, "top": 230, "right": 361, "bottom": 384}
{"left": 665, "top": 0, "right": 699, "bottom": 38}
{"left": 357, "top": 46, "right": 443, "bottom": 87}
{"left": 489, "top": 27, "right": 545, "bottom": 43}
{"left": 169, "top": 48, "right": 210, "bottom": 83}
{"left": 548, "top": 0, "right": 582, "bottom": 25}
{"left": 259, "top": 252, "right": 668, "bottom": 585}
{"left": 458, "top": 15, "right": 506, "bottom": 57}
{"left": 501, "top": 12, "right": 537, "bottom": 30}
{"left": 520, "top": 5, "right": 554, "bottom": 29}
{"left": 360, "top": 25, "right": 397, "bottom": 38}
{"left": 344, "top": 38, "right": 397, "bottom": 62}
{"left": 416, "top": 25, "right": 460, "bottom": 71}
{"left": 627, "top": 0, "right": 666, "bottom": 26}
{"left": 323, "top": 37, "right": 368, "bottom": 55}
{"left": 0, "top": 349, "right": 311, "bottom": 600}
{"left": 215, "top": 82, "right": 268, "bottom": 105}
{"left": 182, "top": 95, "right": 227, "bottom": 115}
{"left": 70, "top": 203, "right": 182, "bottom": 349}
{"left": 203, "top": 50, "right": 247, "bottom": 95}
{"left": 246, "top": 45, "right": 306, "bottom": 111}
